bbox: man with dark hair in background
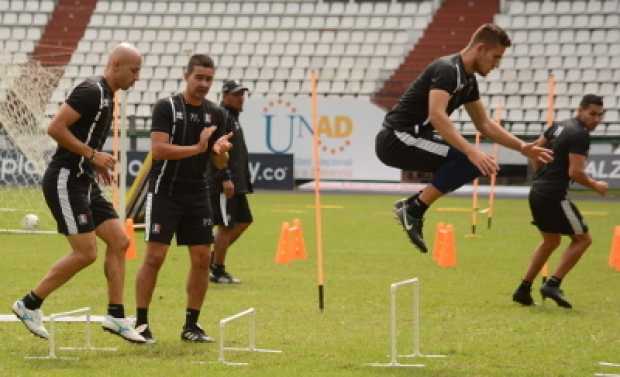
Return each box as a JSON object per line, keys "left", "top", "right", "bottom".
{"left": 208, "top": 80, "right": 252, "bottom": 284}
{"left": 513, "top": 94, "right": 607, "bottom": 309}
{"left": 375, "top": 23, "right": 553, "bottom": 253}
{"left": 134, "top": 54, "right": 232, "bottom": 343}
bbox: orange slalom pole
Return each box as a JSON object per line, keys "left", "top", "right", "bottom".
{"left": 541, "top": 73, "right": 556, "bottom": 284}
{"left": 546, "top": 73, "right": 556, "bottom": 128}
{"left": 470, "top": 132, "right": 481, "bottom": 235}
{"left": 310, "top": 70, "right": 325, "bottom": 311}
{"left": 112, "top": 92, "right": 121, "bottom": 210}
{"left": 488, "top": 106, "right": 503, "bottom": 229}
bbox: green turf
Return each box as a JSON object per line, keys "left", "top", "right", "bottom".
{"left": 1, "top": 192, "right": 619, "bottom": 377}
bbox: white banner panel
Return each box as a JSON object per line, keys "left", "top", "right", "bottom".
{"left": 239, "top": 97, "right": 400, "bottom": 181}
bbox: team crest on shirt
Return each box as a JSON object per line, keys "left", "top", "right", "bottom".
{"left": 202, "top": 218, "right": 213, "bottom": 227}
{"left": 101, "top": 98, "right": 111, "bottom": 108}
{"left": 175, "top": 113, "right": 184, "bottom": 120}
{"left": 152, "top": 223, "right": 161, "bottom": 234}
{"left": 204, "top": 113, "right": 211, "bottom": 124}
{"left": 78, "top": 214, "right": 88, "bottom": 225}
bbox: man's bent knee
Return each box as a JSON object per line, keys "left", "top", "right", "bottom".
{"left": 574, "top": 233, "right": 592, "bottom": 249}
{"left": 74, "top": 248, "right": 97, "bottom": 266}
{"left": 144, "top": 251, "right": 166, "bottom": 270}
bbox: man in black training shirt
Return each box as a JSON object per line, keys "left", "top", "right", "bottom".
{"left": 12, "top": 43, "right": 146, "bottom": 343}
{"left": 208, "top": 80, "right": 252, "bottom": 284}
{"left": 376, "top": 23, "right": 553, "bottom": 253}
{"left": 512, "top": 95, "right": 607, "bottom": 309}
{"left": 134, "top": 54, "right": 232, "bottom": 343}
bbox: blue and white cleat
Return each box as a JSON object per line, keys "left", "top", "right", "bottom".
{"left": 102, "top": 315, "right": 147, "bottom": 343}
{"left": 12, "top": 299, "right": 49, "bottom": 339}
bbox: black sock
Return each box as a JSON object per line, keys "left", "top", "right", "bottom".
{"left": 22, "top": 291, "right": 43, "bottom": 310}
{"left": 519, "top": 280, "right": 532, "bottom": 290}
{"left": 212, "top": 263, "right": 224, "bottom": 272}
{"left": 547, "top": 276, "right": 562, "bottom": 287}
{"left": 406, "top": 194, "right": 429, "bottom": 218}
{"left": 136, "top": 307, "right": 148, "bottom": 327}
{"left": 185, "top": 308, "right": 200, "bottom": 329}
{"left": 107, "top": 304, "right": 125, "bottom": 318}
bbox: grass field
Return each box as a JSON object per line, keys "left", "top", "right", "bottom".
{"left": 1, "top": 192, "right": 619, "bottom": 377}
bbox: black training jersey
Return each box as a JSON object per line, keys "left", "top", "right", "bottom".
{"left": 48, "top": 76, "right": 114, "bottom": 178}
{"left": 149, "top": 94, "right": 226, "bottom": 195}
{"left": 383, "top": 54, "right": 480, "bottom": 136}
{"left": 207, "top": 105, "right": 252, "bottom": 194}
{"left": 531, "top": 118, "right": 590, "bottom": 197}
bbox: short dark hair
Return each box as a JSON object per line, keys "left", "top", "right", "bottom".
{"left": 185, "top": 54, "right": 214, "bottom": 75}
{"left": 470, "top": 23, "right": 512, "bottom": 48}
{"left": 579, "top": 94, "right": 604, "bottom": 108}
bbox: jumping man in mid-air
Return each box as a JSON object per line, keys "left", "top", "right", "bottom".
{"left": 375, "top": 23, "right": 553, "bottom": 252}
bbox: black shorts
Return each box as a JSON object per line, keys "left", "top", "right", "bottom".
{"left": 375, "top": 127, "right": 450, "bottom": 172}
{"left": 145, "top": 191, "right": 214, "bottom": 246}
{"left": 375, "top": 127, "right": 481, "bottom": 193}
{"left": 210, "top": 193, "right": 253, "bottom": 227}
{"left": 42, "top": 167, "right": 118, "bottom": 235}
{"left": 529, "top": 191, "right": 588, "bottom": 235}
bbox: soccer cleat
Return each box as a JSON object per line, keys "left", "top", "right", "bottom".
{"left": 181, "top": 324, "right": 214, "bottom": 343}
{"left": 210, "top": 265, "right": 241, "bottom": 284}
{"left": 540, "top": 284, "right": 572, "bottom": 309}
{"left": 135, "top": 324, "right": 156, "bottom": 344}
{"left": 393, "top": 201, "right": 428, "bottom": 253}
{"left": 12, "top": 300, "right": 48, "bottom": 339}
{"left": 102, "top": 315, "right": 147, "bottom": 343}
{"left": 512, "top": 286, "right": 535, "bottom": 306}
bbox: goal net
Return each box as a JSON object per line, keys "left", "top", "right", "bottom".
{"left": 0, "top": 58, "right": 63, "bottom": 233}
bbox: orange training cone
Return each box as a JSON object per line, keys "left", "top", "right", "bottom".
{"left": 275, "top": 222, "right": 292, "bottom": 264}
{"left": 437, "top": 224, "right": 457, "bottom": 268}
{"left": 432, "top": 223, "right": 446, "bottom": 263}
{"left": 608, "top": 226, "right": 620, "bottom": 271}
{"left": 442, "top": 224, "right": 457, "bottom": 268}
{"left": 290, "top": 218, "right": 308, "bottom": 261}
{"left": 125, "top": 218, "right": 137, "bottom": 261}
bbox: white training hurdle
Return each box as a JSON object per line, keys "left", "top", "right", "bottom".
{"left": 21, "top": 307, "right": 116, "bottom": 360}
{"left": 217, "top": 307, "right": 282, "bottom": 366}
{"left": 595, "top": 361, "right": 620, "bottom": 377}
{"left": 367, "top": 277, "right": 446, "bottom": 368}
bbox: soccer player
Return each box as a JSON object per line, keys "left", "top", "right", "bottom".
{"left": 208, "top": 80, "right": 252, "bottom": 284}
{"left": 134, "top": 54, "right": 232, "bottom": 343}
{"left": 512, "top": 94, "right": 607, "bottom": 309}
{"left": 375, "top": 23, "right": 553, "bottom": 253}
{"left": 12, "top": 43, "right": 146, "bottom": 343}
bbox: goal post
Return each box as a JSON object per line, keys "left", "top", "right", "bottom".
{"left": 0, "top": 59, "right": 63, "bottom": 233}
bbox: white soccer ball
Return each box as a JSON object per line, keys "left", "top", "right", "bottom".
{"left": 21, "top": 213, "right": 39, "bottom": 230}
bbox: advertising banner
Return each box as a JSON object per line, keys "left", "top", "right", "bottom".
{"left": 240, "top": 97, "right": 400, "bottom": 181}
